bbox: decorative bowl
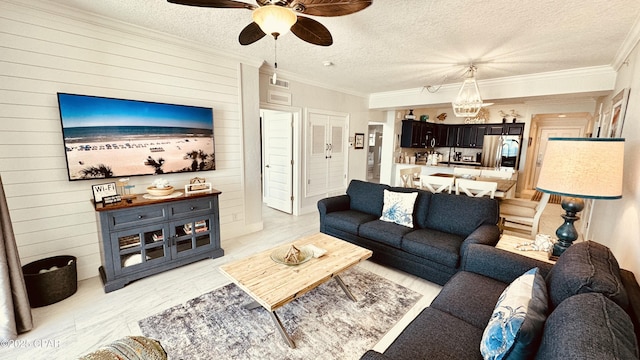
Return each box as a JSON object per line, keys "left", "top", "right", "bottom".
{"left": 146, "top": 185, "right": 174, "bottom": 196}
{"left": 270, "top": 246, "right": 313, "bottom": 266}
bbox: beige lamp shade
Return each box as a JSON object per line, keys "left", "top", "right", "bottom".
{"left": 536, "top": 138, "right": 624, "bottom": 199}
{"left": 252, "top": 5, "right": 297, "bottom": 38}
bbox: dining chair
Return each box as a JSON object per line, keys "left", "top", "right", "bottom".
{"left": 453, "top": 167, "right": 482, "bottom": 178}
{"left": 500, "top": 192, "right": 551, "bottom": 238}
{"left": 399, "top": 167, "right": 422, "bottom": 188}
{"left": 455, "top": 178, "right": 497, "bottom": 199}
{"left": 421, "top": 175, "right": 455, "bottom": 194}
{"left": 480, "top": 169, "right": 514, "bottom": 179}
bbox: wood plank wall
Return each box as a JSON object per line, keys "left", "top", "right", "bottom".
{"left": 0, "top": 1, "right": 249, "bottom": 280}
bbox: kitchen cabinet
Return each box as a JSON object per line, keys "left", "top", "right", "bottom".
{"left": 95, "top": 192, "right": 223, "bottom": 292}
{"left": 447, "top": 124, "right": 486, "bottom": 148}
{"left": 504, "top": 123, "right": 525, "bottom": 135}
{"left": 434, "top": 124, "right": 448, "bottom": 146}
{"left": 486, "top": 123, "right": 525, "bottom": 135}
{"left": 401, "top": 120, "right": 437, "bottom": 148}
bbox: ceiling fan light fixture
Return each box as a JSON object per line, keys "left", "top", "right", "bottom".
{"left": 252, "top": 5, "right": 297, "bottom": 39}
{"left": 452, "top": 66, "right": 484, "bottom": 118}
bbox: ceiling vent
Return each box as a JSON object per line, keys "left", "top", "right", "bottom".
{"left": 270, "top": 77, "right": 290, "bottom": 89}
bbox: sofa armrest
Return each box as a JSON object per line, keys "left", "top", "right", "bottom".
{"left": 461, "top": 243, "right": 554, "bottom": 284}
{"left": 621, "top": 269, "right": 640, "bottom": 348}
{"left": 459, "top": 224, "right": 501, "bottom": 262}
{"left": 359, "top": 350, "right": 392, "bottom": 360}
{"left": 317, "top": 195, "right": 350, "bottom": 215}
{"left": 318, "top": 195, "right": 350, "bottom": 232}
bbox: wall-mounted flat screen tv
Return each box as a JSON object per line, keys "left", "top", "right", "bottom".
{"left": 57, "top": 93, "right": 215, "bottom": 181}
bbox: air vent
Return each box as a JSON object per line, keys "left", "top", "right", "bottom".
{"left": 267, "top": 90, "right": 292, "bottom": 106}
{"left": 270, "top": 77, "right": 290, "bottom": 89}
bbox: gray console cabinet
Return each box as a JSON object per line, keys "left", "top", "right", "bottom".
{"left": 95, "top": 191, "right": 223, "bottom": 292}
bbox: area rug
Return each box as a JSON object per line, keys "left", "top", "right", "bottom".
{"left": 138, "top": 266, "right": 421, "bottom": 360}
{"left": 531, "top": 190, "right": 562, "bottom": 204}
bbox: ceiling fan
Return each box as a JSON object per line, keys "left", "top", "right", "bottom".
{"left": 167, "top": 0, "right": 372, "bottom": 46}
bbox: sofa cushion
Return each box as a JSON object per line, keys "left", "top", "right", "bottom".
{"left": 323, "top": 210, "right": 378, "bottom": 234}
{"left": 431, "top": 271, "right": 507, "bottom": 329}
{"left": 546, "top": 241, "right": 629, "bottom": 310}
{"left": 346, "top": 180, "right": 389, "bottom": 216}
{"left": 424, "top": 193, "right": 499, "bottom": 237}
{"left": 383, "top": 307, "right": 484, "bottom": 360}
{"left": 536, "top": 293, "right": 639, "bottom": 360}
{"left": 389, "top": 187, "right": 433, "bottom": 229}
{"left": 402, "top": 228, "right": 465, "bottom": 268}
{"left": 380, "top": 189, "right": 419, "bottom": 227}
{"left": 480, "top": 268, "right": 548, "bottom": 360}
{"left": 359, "top": 220, "right": 413, "bottom": 248}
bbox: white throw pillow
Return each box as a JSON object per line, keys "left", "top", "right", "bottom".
{"left": 480, "top": 267, "right": 548, "bottom": 360}
{"left": 379, "top": 190, "right": 418, "bottom": 228}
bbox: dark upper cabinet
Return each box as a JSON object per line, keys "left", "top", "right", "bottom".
{"left": 401, "top": 120, "right": 423, "bottom": 147}
{"left": 434, "top": 124, "right": 448, "bottom": 146}
{"left": 404, "top": 121, "right": 523, "bottom": 148}
{"left": 486, "top": 123, "right": 525, "bottom": 136}
{"left": 487, "top": 125, "right": 505, "bottom": 135}
{"left": 504, "top": 123, "right": 525, "bottom": 135}
{"left": 401, "top": 120, "right": 437, "bottom": 148}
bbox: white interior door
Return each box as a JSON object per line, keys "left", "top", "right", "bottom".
{"left": 263, "top": 110, "right": 293, "bottom": 214}
{"left": 533, "top": 127, "right": 583, "bottom": 186}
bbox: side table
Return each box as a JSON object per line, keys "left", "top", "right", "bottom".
{"left": 495, "top": 234, "right": 556, "bottom": 264}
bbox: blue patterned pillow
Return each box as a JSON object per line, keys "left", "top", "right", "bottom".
{"left": 379, "top": 190, "right": 418, "bottom": 227}
{"left": 480, "top": 268, "right": 548, "bottom": 360}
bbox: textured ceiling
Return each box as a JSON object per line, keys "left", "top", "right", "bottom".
{"left": 50, "top": 0, "right": 640, "bottom": 95}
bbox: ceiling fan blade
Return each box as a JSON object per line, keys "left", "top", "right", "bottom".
{"left": 292, "top": 0, "right": 372, "bottom": 17}
{"left": 290, "top": 16, "right": 332, "bottom": 46}
{"left": 239, "top": 22, "right": 267, "bottom": 45}
{"left": 167, "top": 0, "right": 255, "bottom": 10}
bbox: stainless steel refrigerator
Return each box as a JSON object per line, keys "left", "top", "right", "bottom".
{"left": 481, "top": 135, "right": 521, "bottom": 169}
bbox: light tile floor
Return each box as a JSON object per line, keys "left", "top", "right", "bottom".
{"left": 4, "top": 198, "right": 568, "bottom": 359}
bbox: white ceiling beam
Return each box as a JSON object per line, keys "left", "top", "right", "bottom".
{"left": 368, "top": 66, "right": 617, "bottom": 110}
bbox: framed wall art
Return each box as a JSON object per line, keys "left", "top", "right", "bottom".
{"left": 354, "top": 133, "right": 365, "bottom": 149}
{"left": 608, "top": 88, "right": 630, "bottom": 138}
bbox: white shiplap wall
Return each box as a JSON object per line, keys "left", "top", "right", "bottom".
{"left": 0, "top": 0, "right": 252, "bottom": 280}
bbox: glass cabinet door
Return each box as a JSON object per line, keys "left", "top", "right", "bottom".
{"left": 112, "top": 224, "right": 168, "bottom": 274}
{"left": 171, "top": 218, "right": 213, "bottom": 258}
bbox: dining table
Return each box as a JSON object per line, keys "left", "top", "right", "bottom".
{"left": 430, "top": 172, "right": 516, "bottom": 198}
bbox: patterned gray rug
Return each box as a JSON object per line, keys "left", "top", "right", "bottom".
{"left": 138, "top": 266, "right": 421, "bottom": 360}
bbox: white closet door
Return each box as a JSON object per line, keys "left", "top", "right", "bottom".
{"left": 306, "top": 113, "right": 328, "bottom": 196}
{"left": 328, "top": 116, "right": 346, "bottom": 190}
{"left": 305, "top": 111, "right": 348, "bottom": 197}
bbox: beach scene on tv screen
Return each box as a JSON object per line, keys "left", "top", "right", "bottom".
{"left": 58, "top": 94, "right": 215, "bottom": 180}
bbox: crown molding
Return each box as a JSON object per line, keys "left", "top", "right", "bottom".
{"left": 14, "top": 0, "right": 263, "bottom": 68}
{"left": 611, "top": 13, "right": 640, "bottom": 70}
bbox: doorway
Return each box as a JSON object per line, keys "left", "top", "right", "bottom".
{"left": 367, "top": 124, "right": 383, "bottom": 183}
{"left": 261, "top": 108, "right": 298, "bottom": 214}
{"left": 523, "top": 113, "right": 590, "bottom": 192}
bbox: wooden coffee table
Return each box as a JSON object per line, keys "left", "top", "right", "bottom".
{"left": 219, "top": 233, "right": 372, "bottom": 348}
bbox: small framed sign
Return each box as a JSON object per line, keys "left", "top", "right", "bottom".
{"left": 354, "top": 133, "right": 365, "bottom": 149}
{"left": 92, "top": 182, "right": 117, "bottom": 203}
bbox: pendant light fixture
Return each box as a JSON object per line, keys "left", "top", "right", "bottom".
{"left": 452, "top": 65, "right": 484, "bottom": 118}
{"left": 252, "top": 4, "right": 297, "bottom": 40}
{"left": 270, "top": 37, "right": 279, "bottom": 85}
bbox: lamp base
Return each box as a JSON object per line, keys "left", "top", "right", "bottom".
{"left": 552, "top": 197, "right": 584, "bottom": 257}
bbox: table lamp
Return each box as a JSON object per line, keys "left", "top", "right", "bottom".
{"left": 535, "top": 137, "right": 624, "bottom": 257}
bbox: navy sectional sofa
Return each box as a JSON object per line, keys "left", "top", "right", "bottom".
{"left": 361, "top": 241, "right": 640, "bottom": 359}
{"left": 317, "top": 180, "right": 501, "bottom": 285}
